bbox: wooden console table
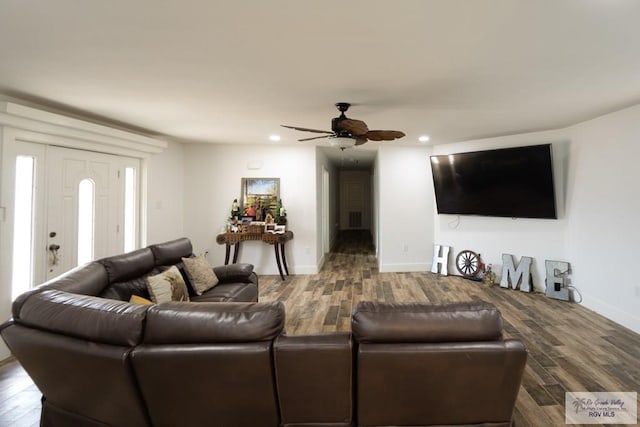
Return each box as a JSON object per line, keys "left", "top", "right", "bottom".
{"left": 216, "top": 230, "right": 294, "bottom": 280}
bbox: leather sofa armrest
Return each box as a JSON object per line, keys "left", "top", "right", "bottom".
{"left": 0, "top": 319, "right": 14, "bottom": 333}
{"left": 213, "top": 263, "right": 257, "bottom": 284}
{"left": 274, "top": 333, "right": 353, "bottom": 426}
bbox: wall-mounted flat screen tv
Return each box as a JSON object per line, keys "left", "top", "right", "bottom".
{"left": 430, "top": 144, "right": 557, "bottom": 219}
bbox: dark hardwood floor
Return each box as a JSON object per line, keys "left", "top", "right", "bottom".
{"left": 259, "top": 230, "right": 640, "bottom": 427}
{"left": 0, "top": 358, "right": 40, "bottom": 427}
{"left": 1, "top": 229, "right": 638, "bottom": 426}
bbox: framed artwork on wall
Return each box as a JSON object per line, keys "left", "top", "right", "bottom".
{"left": 240, "top": 177, "right": 280, "bottom": 221}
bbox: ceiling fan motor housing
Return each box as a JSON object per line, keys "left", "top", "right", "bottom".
{"left": 332, "top": 102, "right": 351, "bottom": 134}
{"left": 332, "top": 117, "right": 351, "bottom": 136}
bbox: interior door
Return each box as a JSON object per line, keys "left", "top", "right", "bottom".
{"left": 345, "top": 181, "right": 364, "bottom": 229}
{"left": 340, "top": 171, "right": 371, "bottom": 230}
{"left": 322, "top": 167, "right": 330, "bottom": 254}
{"left": 45, "top": 146, "right": 122, "bottom": 279}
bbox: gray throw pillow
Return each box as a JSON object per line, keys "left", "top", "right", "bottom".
{"left": 182, "top": 255, "right": 220, "bottom": 295}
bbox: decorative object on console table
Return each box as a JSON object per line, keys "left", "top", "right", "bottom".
{"left": 276, "top": 198, "right": 287, "bottom": 225}
{"left": 231, "top": 198, "right": 240, "bottom": 219}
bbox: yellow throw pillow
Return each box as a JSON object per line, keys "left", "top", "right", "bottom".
{"left": 129, "top": 294, "right": 155, "bottom": 305}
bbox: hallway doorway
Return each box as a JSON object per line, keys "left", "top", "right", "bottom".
{"left": 331, "top": 230, "right": 375, "bottom": 255}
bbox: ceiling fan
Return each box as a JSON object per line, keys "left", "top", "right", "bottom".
{"left": 281, "top": 102, "right": 405, "bottom": 150}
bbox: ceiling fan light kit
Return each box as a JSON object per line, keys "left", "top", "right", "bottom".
{"left": 282, "top": 102, "right": 405, "bottom": 149}
{"left": 328, "top": 135, "right": 356, "bottom": 150}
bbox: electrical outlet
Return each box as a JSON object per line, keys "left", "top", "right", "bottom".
{"left": 403, "top": 244, "right": 409, "bottom": 252}
{"left": 305, "top": 247, "right": 310, "bottom": 255}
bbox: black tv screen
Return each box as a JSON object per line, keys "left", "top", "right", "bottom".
{"left": 430, "top": 144, "right": 557, "bottom": 219}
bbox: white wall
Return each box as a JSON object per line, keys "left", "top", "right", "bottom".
{"left": 0, "top": 129, "right": 9, "bottom": 359}
{"left": 432, "top": 130, "right": 570, "bottom": 287}
{"left": 378, "top": 144, "right": 434, "bottom": 272}
{"left": 372, "top": 154, "right": 379, "bottom": 255}
{"left": 431, "top": 105, "right": 640, "bottom": 333}
{"left": 145, "top": 140, "right": 185, "bottom": 244}
{"left": 316, "top": 147, "right": 339, "bottom": 264}
{"left": 564, "top": 104, "right": 640, "bottom": 332}
{"left": 182, "top": 143, "right": 319, "bottom": 275}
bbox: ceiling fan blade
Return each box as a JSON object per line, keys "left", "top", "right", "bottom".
{"left": 355, "top": 137, "right": 368, "bottom": 146}
{"left": 365, "top": 130, "right": 406, "bottom": 141}
{"left": 281, "top": 125, "right": 333, "bottom": 134}
{"left": 337, "top": 119, "right": 369, "bottom": 136}
{"left": 298, "top": 135, "right": 331, "bottom": 142}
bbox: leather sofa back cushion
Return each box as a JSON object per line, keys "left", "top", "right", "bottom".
{"left": 149, "top": 237, "right": 193, "bottom": 266}
{"left": 352, "top": 301, "right": 503, "bottom": 343}
{"left": 12, "top": 262, "right": 109, "bottom": 319}
{"left": 99, "top": 274, "right": 158, "bottom": 301}
{"left": 44, "top": 262, "right": 110, "bottom": 295}
{"left": 18, "top": 289, "right": 149, "bottom": 346}
{"left": 143, "top": 301, "right": 285, "bottom": 344}
{"left": 99, "top": 247, "right": 155, "bottom": 283}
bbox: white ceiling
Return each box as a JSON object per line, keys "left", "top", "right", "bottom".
{"left": 1, "top": 0, "right": 640, "bottom": 166}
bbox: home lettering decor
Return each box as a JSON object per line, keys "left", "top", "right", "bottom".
{"left": 431, "top": 244, "right": 450, "bottom": 276}
{"left": 545, "top": 260, "right": 571, "bottom": 301}
{"left": 500, "top": 253, "right": 533, "bottom": 292}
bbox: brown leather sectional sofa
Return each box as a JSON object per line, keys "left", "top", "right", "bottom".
{"left": 1, "top": 238, "right": 527, "bottom": 427}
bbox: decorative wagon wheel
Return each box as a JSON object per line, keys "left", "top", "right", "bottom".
{"left": 456, "top": 250, "right": 480, "bottom": 278}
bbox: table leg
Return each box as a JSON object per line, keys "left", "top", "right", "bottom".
{"left": 274, "top": 244, "right": 285, "bottom": 280}
{"left": 232, "top": 243, "right": 240, "bottom": 264}
{"left": 224, "top": 244, "right": 231, "bottom": 265}
{"left": 280, "top": 243, "right": 289, "bottom": 276}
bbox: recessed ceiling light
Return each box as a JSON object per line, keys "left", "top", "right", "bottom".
{"left": 269, "top": 134, "right": 281, "bottom": 142}
{"left": 419, "top": 135, "right": 430, "bottom": 142}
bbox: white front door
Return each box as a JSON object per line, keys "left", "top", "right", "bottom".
{"left": 45, "top": 146, "right": 123, "bottom": 279}
{"left": 1, "top": 142, "right": 140, "bottom": 293}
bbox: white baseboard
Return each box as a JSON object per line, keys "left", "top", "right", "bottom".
{"left": 287, "top": 264, "right": 319, "bottom": 275}
{"left": 378, "top": 262, "right": 431, "bottom": 273}
{"left": 256, "top": 263, "right": 319, "bottom": 276}
{"left": 580, "top": 292, "right": 640, "bottom": 334}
